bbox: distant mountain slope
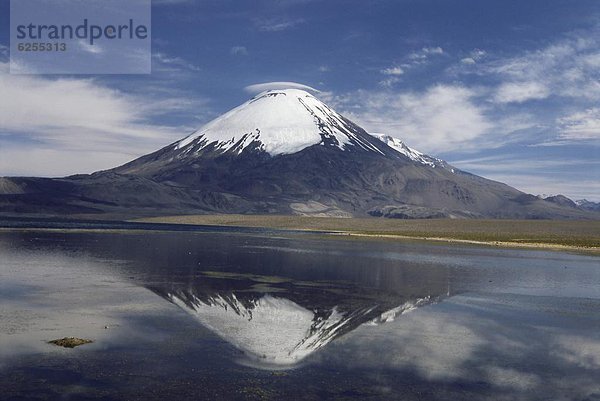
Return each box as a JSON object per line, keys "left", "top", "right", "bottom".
{"left": 544, "top": 195, "right": 578, "bottom": 208}
{"left": 576, "top": 199, "right": 600, "bottom": 212}
{"left": 0, "top": 89, "right": 597, "bottom": 220}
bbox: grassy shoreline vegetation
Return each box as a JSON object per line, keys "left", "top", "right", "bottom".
{"left": 135, "top": 215, "right": 600, "bottom": 252}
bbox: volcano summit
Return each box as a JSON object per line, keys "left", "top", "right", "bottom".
{"left": 0, "top": 89, "right": 594, "bottom": 219}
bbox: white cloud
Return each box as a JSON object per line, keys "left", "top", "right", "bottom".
{"left": 471, "top": 49, "right": 486, "bottom": 58}
{"left": 381, "top": 66, "right": 404, "bottom": 76}
{"left": 230, "top": 46, "right": 248, "bottom": 56}
{"left": 328, "top": 293, "right": 600, "bottom": 399}
{"left": 244, "top": 81, "right": 319, "bottom": 94}
{"left": 409, "top": 46, "right": 444, "bottom": 61}
{"left": 557, "top": 108, "right": 600, "bottom": 140}
{"left": 446, "top": 30, "right": 599, "bottom": 147}
{"left": 485, "top": 367, "right": 541, "bottom": 391}
{"left": 0, "top": 62, "right": 198, "bottom": 176}
{"left": 461, "top": 49, "right": 486, "bottom": 64}
{"left": 581, "top": 52, "right": 600, "bottom": 68}
{"left": 494, "top": 81, "right": 550, "bottom": 103}
{"left": 379, "top": 66, "right": 405, "bottom": 87}
{"left": 552, "top": 334, "right": 600, "bottom": 370}
{"left": 330, "top": 85, "right": 492, "bottom": 153}
{"left": 6, "top": 59, "right": 38, "bottom": 74}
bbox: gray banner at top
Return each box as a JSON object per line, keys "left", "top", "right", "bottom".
{"left": 10, "top": 0, "right": 151, "bottom": 74}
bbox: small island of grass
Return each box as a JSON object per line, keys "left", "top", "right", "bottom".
{"left": 48, "top": 337, "right": 93, "bottom": 348}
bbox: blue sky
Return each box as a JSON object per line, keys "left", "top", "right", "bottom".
{"left": 0, "top": 0, "right": 599, "bottom": 200}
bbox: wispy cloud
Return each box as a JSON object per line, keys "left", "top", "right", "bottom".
{"left": 153, "top": 52, "right": 201, "bottom": 72}
{"left": 557, "top": 108, "right": 600, "bottom": 141}
{"left": 493, "top": 81, "right": 550, "bottom": 103}
{"left": 378, "top": 46, "right": 445, "bottom": 87}
{"left": 78, "top": 40, "right": 104, "bottom": 55}
{"left": 254, "top": 17, "right": 305, "bottom": 32}
{"left": 442, "top": 27, "right": 600, "bottom": 148}
{"left": 230, "top": 46, "right": 248, "bottom": 56}
{"left": 483, "top": 33, "right": 600, "bottom": 102}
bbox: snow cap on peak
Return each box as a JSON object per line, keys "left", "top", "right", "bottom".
{"left": 174, "top": 86, "right": 384, "bottom": 156}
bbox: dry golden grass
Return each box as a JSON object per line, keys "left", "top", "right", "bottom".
{"left": 137, "top": 215, "right": 600, "bottom": 250}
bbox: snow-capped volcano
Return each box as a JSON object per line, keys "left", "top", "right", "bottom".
{"left": 172, "top": 88, "right": 453, "bottom": 170}
{"left": 2, "top": 87, "right": 596, "bottom": 220}
{"left": 174, "top": 89, "right": 385, "bottom": 157}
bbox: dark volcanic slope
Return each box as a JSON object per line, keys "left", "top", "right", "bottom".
{"left": 0, "top": 89, "right": 596, "bottom": 220}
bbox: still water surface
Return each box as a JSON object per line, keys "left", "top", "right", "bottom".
{"left": 0, "top": 225, "right": 599, "bottom": 400}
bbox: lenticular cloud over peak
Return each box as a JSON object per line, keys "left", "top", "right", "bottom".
{"left": 244, "top": 81, "right": 320, "bottom": 95}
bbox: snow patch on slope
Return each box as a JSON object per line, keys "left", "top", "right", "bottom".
{"left": 372, "top": 133, "right": 437, "bottom": 167}
{"left": 372, "top": 133, "right": 453, "bottom": 172}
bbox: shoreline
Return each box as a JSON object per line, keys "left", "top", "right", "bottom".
{"left": 331, "top": 231, "right": 600, "bottom": 254}
{"left": 0, "top": 215, "right": 598, "bottom": 254}
{"left": 135, "top": 215, "right": 600, "bottom": 254}
{"left": 2, "top": 226, "right": 598, "bottom": 254}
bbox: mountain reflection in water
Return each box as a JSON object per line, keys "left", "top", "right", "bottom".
{"left": 149, "top": 271, "right": 447, "bottom": 368}
{"left": 2, "top": 228, "right": 599, "bottom": 400}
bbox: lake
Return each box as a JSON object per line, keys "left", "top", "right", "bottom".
{"left": 1, "top": 223, "right": 599, "bottom": 400}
